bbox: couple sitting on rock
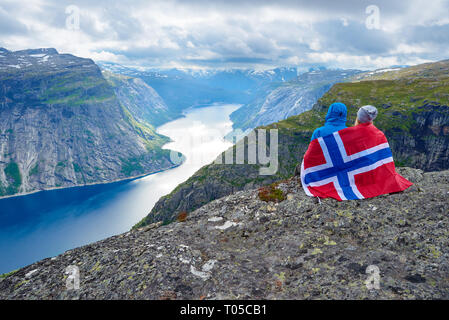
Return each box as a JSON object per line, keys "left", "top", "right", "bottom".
{"left": 301, "top": 102, "right": 412, "bottom": 201}
{"left": 311, "top": 102, "right": 378, "bottom": 141}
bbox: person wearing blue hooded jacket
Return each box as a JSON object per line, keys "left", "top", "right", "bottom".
{"left": 310, "top": 102, "right": 348, "bottom": 141}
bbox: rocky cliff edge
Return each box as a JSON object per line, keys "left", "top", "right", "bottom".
{"left": 0, "top": 167, "right": 448, "bottom": 300}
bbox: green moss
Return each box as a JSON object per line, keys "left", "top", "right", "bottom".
{"left": 0, "top": 269, "right": 18, "bottom": 279}
{"left": 428, "top": 245, "right": 442, "bottom": 259}
{"left": 258, "top": 183, "right": 286, "bottom": 203}
{"left": 73, "top": 162, "right": 81, "bottom": 173}
{"left": 90, "top": 261, "right": 102, "bottom": 273}
{"left": 121, "top": 156, "right": 144, "bottom": 176}
{"left": 57, "top": 161, "right": 66, "bottom": 168}
{"left": 4, "top": 162, "right": 22, "bottom": 194}
{"left": 395, "top": 157, "right": 412, "bottom": 167}
{"left": 161, "top": 219, "right": 172, "bottom": 226}
{"left": 29, "top": 163, "right": 39, "bottom": 176}
{"left": 14, "top": 280, "right": 29, "bottom": 289}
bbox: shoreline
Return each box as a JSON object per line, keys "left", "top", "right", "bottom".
{"left": 0, "top": 163, "right": 182, "bottom": 201}
{"left": 0, "top": 102, "right": 238, "bottom": 275}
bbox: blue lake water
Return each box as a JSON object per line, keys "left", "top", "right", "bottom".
{"left": 0, "top": 103, "right": 239, "bottom": 274}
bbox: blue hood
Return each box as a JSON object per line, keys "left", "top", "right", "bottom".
{"left": 310, "top": 102, "right": 348, "bottom": 141}
{"left": 325, "top": 102, "right": 347, "bottom": 125}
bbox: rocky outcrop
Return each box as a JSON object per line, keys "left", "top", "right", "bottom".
{"left": 0, "top": 48, "right": 174, "bottom": 197}
{"left": 1, "top": 168, "right": 448, "bottom": 299}
{"left": 135, "top": 127, "right": 309, "bottom": 228}
{"left": 378, "top": 103, "right": 449, "bottom": 171}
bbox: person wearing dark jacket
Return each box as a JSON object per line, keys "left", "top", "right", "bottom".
{"left": 311, "top": 102, "right": 348, "bottom": 141}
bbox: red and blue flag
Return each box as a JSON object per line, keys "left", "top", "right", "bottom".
{"left": 301, "top": 123, "right": 412, "bottom": 201}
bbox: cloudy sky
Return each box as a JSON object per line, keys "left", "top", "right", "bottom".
{"left": 1, "top": 0, "right": 449, "bottom": 70}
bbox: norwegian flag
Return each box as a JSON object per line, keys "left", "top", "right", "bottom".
{"left": 301, "top": 123, "right": 412, "bottom": 201}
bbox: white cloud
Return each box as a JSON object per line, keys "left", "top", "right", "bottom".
{"left": 87, "top": 50, "right": 126, "bottom": 62}
{"left": 0, "top": 0, "right": 448, "bottom": 70}
{"left": 306, "top": 52, "right": 401, "bottom": 70}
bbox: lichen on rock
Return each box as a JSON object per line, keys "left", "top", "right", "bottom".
{"left": 1, "top": 167, "right": 448, "bottom": 300}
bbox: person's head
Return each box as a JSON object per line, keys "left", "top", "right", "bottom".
{"left": 357, "top": 105, "right": 378, "bottom": 124}
{"left": 325, "top": 102, "right": 347, "bottom": 123}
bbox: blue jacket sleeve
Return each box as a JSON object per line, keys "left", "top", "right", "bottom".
{"left": 311, "top": 128, "right": 320, "bottom": 141}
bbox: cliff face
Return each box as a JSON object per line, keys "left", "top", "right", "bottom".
{"left": 230, "top": 69, "right": 361, "bottom": 132}
{"left": 0, "top": 48, "right": 174, "bottom": 197}
{"left": 103, "top": 71, "right": 177, "bottom": 127}
{"left": 1, "top": 168, "right": 448, "bottom": 299}
{"left": 136, "top": 59, "right": 449, "bottom": 228}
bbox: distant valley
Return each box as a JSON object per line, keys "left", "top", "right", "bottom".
{"left": 98, "top": 61, "right": 299, "bottom": 115}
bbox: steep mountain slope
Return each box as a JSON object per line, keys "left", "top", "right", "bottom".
{"left": 102, "top": 71, "right": 177, "bottom": 127}
{"left": 1, "top": 168, "right": 448, "bottom": 300}
{"left": 135, "top": 59, "right": 449, "bottom": 228}
{"left": 98, "top": 62, "right": 298, "bottom": 113}
{"left": 230, "top": 69, "right": 362, "bottom": 132}
{"left": 318, "top": 60, "right": 449, "bottom": 171}
{"left": 0, "top": 48, "right": 175, "bottom": 197}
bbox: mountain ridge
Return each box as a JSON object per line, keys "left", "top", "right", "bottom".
{"left": 97, "top": 61, "right": 299, "bottom": 113}
{"left": 229, "top": 68, "right": 363, "bottom": 132}
{"left": 0, "top": 48, "right": 176, "bottom": 198}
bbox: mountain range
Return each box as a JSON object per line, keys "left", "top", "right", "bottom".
{"left": 229, "top": 68, "right": 362, "bottom": 134}
{"left": 97, "top": 61, "right": 299, "bottom": 113}
{"left": 2, "top": 47, "right": 447, "bottom": 208}
{"left": 0, "top": 48, "right": 175, "bottom": 197}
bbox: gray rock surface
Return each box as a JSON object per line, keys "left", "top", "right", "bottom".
{"left": 1, "top": 167, "right": 448, "bottom": 300}
{"left": 103, "top": 70, "right": 177, "bottom": 127}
